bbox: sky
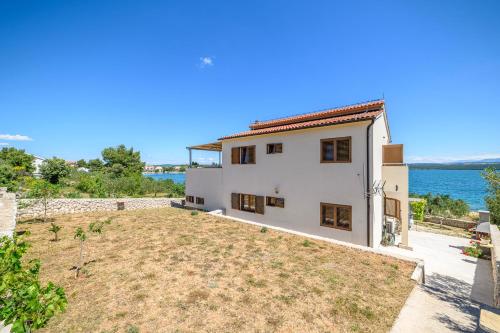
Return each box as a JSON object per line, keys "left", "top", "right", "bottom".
{"left": 0, "top": 0, "right": 499, "bottom": 164}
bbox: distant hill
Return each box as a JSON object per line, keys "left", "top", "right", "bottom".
{"left": 409, "top": 162, "right": 500, "bottom": 170}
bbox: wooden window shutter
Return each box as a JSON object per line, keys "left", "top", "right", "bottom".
{"left": 336, "top": 138, "right": 351, "bottom": 162}
{"left": 248, "top": 146, "right": 256, "bottom": 164}
{"left": 231, "top": 193, "right": 240, "bottom": 210}
{"left": 231, "top": 147, "right": 240, "bottom": 164}
{"left": 255, "top": 196, "right": 265, "bottom": 214}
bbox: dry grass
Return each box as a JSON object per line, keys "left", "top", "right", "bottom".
{"left": 17, "top": 208, "right": 415, "bottom": 333}
{"left": 414, "top": 221, "right": 472, "bottom": 238}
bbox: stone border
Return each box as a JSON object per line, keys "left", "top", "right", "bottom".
{"left": 17, "top": 198, "right": 183, "bottom": 219}
{"left": 424, "top": 216, "right": 477, "bottom": 229}
{"left": 490, "top": 224, "right": 500, "bottom": 308}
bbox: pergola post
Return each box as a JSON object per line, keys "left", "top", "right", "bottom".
{"left": 218, "top": 151, "right": 221, "bottom": 166}
{"left": 188, "top": 148, "right": 192, "bottom": 167}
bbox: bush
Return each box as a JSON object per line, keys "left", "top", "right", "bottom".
{"left": 410, "top": 200, "right": 426, "bottom": 221}
{"left": 411, "top": 193, "right": 469, "bottom": 218}
{"left": 40, "top": 158, "right": 70, "bottom": 184}
{"left": 0, "top": 235, "right": 67, "bottom": 332}
{"left": 482, "top": 168, "right": 500, "bottom": 225}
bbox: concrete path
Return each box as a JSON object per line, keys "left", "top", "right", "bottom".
{"left": 384, "top": 230, "right": 495, "bottom": 332}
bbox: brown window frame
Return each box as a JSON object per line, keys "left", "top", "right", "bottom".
{"left": 196, "top": 197, "right": 204, "bottom": 205}
{"left": 320, "top": 202, "right": 352, "bottom": 231}
{"left": 384, "top": 197, "right": 401, "bottom": 220}
{"left": 320, "top": 136, "right": 352, "bottom": 163}
{"left": 267, "top": 143, "right": 283, "bottom": 154}
{"left": 186, "top": 195, "right": 194, "bottom": 203}
{"left": 231, "top": 193, "right": 264, "bottom": 214}
{"left": 266, "top": 196, "right": 285, "bottom": 208}
{"left": 231, "top": 145, "right": 256, "bottom": 164}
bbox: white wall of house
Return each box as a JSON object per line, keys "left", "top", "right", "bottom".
{"left": 221, "top": 121, "right": 374, "bottom": 246}
{"left": 185, "top": 168, "right": 223, "bottom": 211}
{"left": 371, "top": 113, "right": 390, "bottom": 246}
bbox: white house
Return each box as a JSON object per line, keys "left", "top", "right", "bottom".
{"left": 33, "top": 156, "right": 45, "bottom": 177}
{"left": 185, "top": 100, "right": 409, "bottom": 248}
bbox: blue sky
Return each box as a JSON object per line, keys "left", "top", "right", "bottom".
{"left": 1, "top": 0, "right": 499, "bottom": 164}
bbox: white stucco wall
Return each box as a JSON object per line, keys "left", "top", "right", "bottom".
{"left": 221, "top": 121, "right": 372, "bottom": 246}
{"left": 383, "top": 164, "right": 409, "bottom": 246}
{"left": 185, "top": 168, "right": 223, "bottom": 211}
{"left": 371, "top": 113, "right": 390, "bottom": 246}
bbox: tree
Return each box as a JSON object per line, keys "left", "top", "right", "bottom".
{"left": 49, "top": 223, "right": 62, "bottom": 241}
{"left": 101, "top": 145, "right": 144, "bottom": 177}
{"left": 76, "top": 159, "right": 88, "bottom": 168}
{"left": 0, "top": 162, "right": 18, "bottom": 192}
{"left": 40, "top": 158, "right": 70, "bottom": 184}
{"left": 26, "top": 179, "right": 60, "bottom": 222}
{"left": 482, "top": 168, "right": 500, "bottom": 224}
{"left": 87, "top": 159, "right": 104, "bottom": 172}
{"left": 0, "top": 147, "right": 35, "bottom": 175}
{"left": 74, "top": 227, "right": 87, "bottom": 278}
{"left": 0, "top": 235, "right": 67, "bottom": 332}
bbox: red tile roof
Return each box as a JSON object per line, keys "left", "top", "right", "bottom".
{"left": 219, "top": 100, "right": 385, "bottom": 140}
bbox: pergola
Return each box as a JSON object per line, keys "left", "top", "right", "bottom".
{"left": 186, "top": 141, "right": 222, "bottom": 167}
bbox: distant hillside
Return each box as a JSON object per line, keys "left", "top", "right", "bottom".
{"left": 409, "top": 162, "right": 500, "bottom": 170}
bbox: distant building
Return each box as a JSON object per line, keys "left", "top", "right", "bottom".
{"left": 33, "top": 156, "right": 45, "bottom": 177}
{"left": 144, "top": 165, "right": 155, "bottom": 172}
{"left": 66, "top": 160, "right": 78, "bottom": 168}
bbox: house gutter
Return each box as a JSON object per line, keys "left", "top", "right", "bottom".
{"left": 366, "top": 119, "right": 374, "bottom": 247}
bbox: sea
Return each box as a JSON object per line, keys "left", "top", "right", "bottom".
{"left": 146, "top": 169, "right": 489, "bottom": 211}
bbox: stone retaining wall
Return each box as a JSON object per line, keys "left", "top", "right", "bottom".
{"left": 490, "top": 224, "right": 500, "bottom": 308}
{"left": 424, "top": 216, "right": 477, "bottom": 229}
{"left": 17, "top": 198, "right": 181, "bottom": 219}
{"left": 0, "top": 188, "right": 16, "bottom": 237}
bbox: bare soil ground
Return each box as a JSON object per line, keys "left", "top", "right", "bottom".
{"left": 17, "top": 207, "right": 415, "bottom": 333}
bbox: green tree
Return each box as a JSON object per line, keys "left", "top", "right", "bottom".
{"left": 0, "top": 235, "right": 67, "bottom": 332}
{"left": 26, "top": 179, "right": 60, "bottom": 222}
{"left": 482, "top": 167, "right": 500, "bottom": 224}
{"left": 101, "top": 145, "right": 144, "bottom": 177}
{"left": 76, "top": 159, "right": 87, "bottom": 168}
{"left": 87, "top": 159, "right": 104, "bottom": 172}
{"left": 0, "top": 162, "right": 18, "bottom": 191}
{"left": 40, "top": 157, "right": 70, "bottom": 184}
{"left": 0, "top": 147, "right": 35, "bottom": 175}
{"left": 74, "top": 227, "right": 87, "bottom": 278}
{"left": 49, "top": 223, "right": 62, "bottom": 241}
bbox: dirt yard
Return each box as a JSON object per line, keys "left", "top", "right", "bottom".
{"left": 17, "top": 207, "right": 415, "bottom": 332}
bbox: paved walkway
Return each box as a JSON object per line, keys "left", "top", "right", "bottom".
{"left": 384, "top": 230, "right": 495, "bottom": 332}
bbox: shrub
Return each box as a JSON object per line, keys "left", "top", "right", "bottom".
{"left": 260, "top": 227, "right": 268, "bottom": 233}
{"left": 411, "top": 193, "right": 469, "bottom": 218}
{"left": 49, "top": 223, "right": 62, "bottom": 241}
{"left": 482, "top": 168, "right": 500, "bottom": 225}
{"left": 40, "top": 157, "right": 70, "bottom": 184}
{"left": 410, "top": 200, "right": 426, "bottom": 221}
{"left": 191, "top": 210, "right": 198, "bottom": 216}
{"left": 0, "top": 235, "right": 67, "bottom": 332}
{"left": 462, "top": 240, "right": 483, "bottom": 258}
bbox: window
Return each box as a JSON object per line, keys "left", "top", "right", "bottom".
{"left": 384, "top": 197, "right": 401, "bottom": 220}
{"left": 320, "top": 203, "right": 352, "bottom": 231}
{"left": 231, "top": 193, "right": 264, "bottom": 214}
{"left": 231, "top": 146, "right": 256, "bottom": 164}
{"left": 241, "top": 194, "right": 256, "bottom": 212}
{"left": 267, "top": 143, "right": 283, "bottom": 154}
{"left": 196, "top": 197, "right": 204, "bottom": 205}
{"left": 266, "top": 196, "right": 285, "bottom": 208}
{"left": 320, "top": 137, "right": 351, "bottom": 163}
{"left": 186, "top": 195, "right": 194, "bottom": 203}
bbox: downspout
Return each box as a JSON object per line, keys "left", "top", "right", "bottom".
{"left": 366, "top": 119, "right": 374, "bottom": 247}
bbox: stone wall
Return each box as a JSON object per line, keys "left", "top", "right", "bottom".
{"left": 17, "top": 198, "right": 181, "bottom": 219}
{"left": 490, "top": 224, "right": 500, "bottom": 308}
{"left": 0, "top": 188, "right": 17, "bottom": 237}
{"left": 424, "top": 216, "right": 477, "bottom": 229}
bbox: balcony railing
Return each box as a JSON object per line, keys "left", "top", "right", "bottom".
{"left": 383, "top": 144, "right": 404, "bottom": 165}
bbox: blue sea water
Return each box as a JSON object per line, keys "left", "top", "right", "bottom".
{"left": 409, "top": 169, "right": 487, "bottom": 210}
{"left": 145, "top": 173, "right": 186, "bottom": 184}
{"left": 146, "top": 170, "right": 488, "bottom": 211}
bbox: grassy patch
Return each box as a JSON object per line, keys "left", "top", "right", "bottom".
{"left": 17, "top": 207, "right": 415, "bottom": 332}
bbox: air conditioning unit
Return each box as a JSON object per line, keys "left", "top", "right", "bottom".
{"left": 385, "top": 217, "right": 396, "bottom": 234}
